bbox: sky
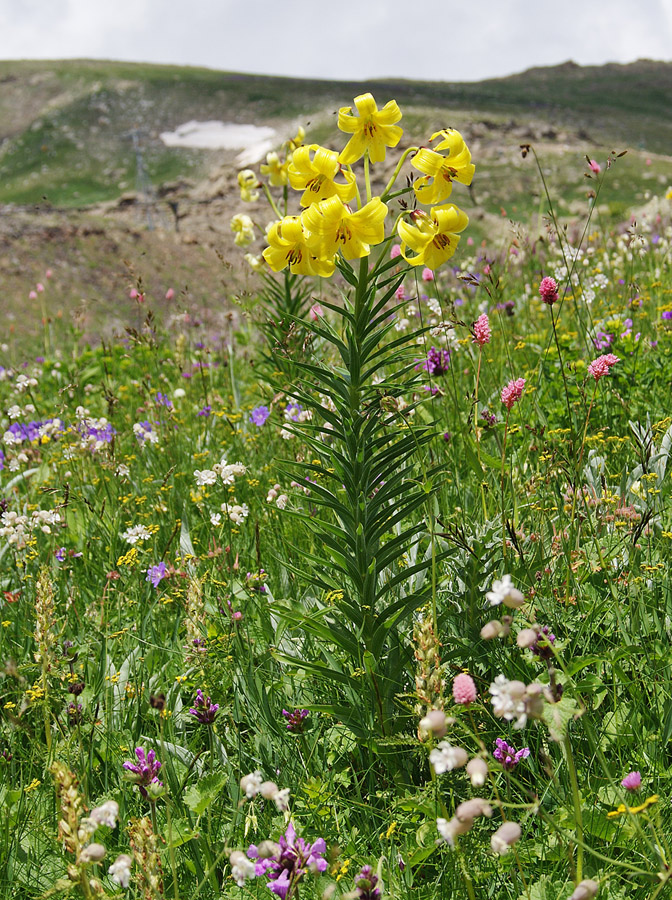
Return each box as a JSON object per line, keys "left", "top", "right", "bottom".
{"left": 1, "top": 0, "right": 672, "bottom": 83}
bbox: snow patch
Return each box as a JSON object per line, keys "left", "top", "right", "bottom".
{"left": 160, "top": 121, "right": 276, "bottom": 164}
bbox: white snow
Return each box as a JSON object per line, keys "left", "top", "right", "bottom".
{"left": 159, "top": 121, "right": 276, "bottom": 164}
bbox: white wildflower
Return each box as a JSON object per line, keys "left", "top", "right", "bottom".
{"left": 194, "top": 469, "right": 218, "bottom": 486}
{"left": 485, "top": 574, "right": 524, "bottom": 609}
{"left": 122, "top": 524, "right": 152, "bottom": 545}
{"left": 108, "top": 854, "right": 133, "bottom": 888}
{"left": 429, "top": 741, "right": 468, "bottom": 774}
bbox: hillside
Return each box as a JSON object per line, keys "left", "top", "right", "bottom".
{"left": 0, "top": 58, "right": 670, "bottom": 347}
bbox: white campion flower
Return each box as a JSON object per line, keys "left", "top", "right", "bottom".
{"left": 429, "top": 741, "right": 468, "bottom": 774}
{"left": 230, "top": 850, "right": 256, "bottom": 886}
{"left": 108, "top": 854, "right": 133, "bottom": 888}
{"left": 210, "top": 513, "right": 222, "bottom": 526}
{"left": 89, "top": 800, "right": 119, "bottom": 829}
{"left": 485, "top": 574, "right": 524, "bottom": 609}
{"left": 489, "top": 675, "right": 544, "bottom": 730}
{"left": 194, "top": 469, "right": 218, "bottom": 486}
{"left": 121, "top": 524, "right": 152, "bottom": 545}
{"left": 275, "top": 494, "right": 288, "bottom": 510}
{"left": 436, "top": 816, "right": 472, "bottom": 847}
{"left": 240, "top": 771, "right": 263, "bottom": 798}
{"left": 7, "top": 405, "right": 22, "bottom": 419}
{"left": 116, "top": 464, "right": 130, "bottom": 479}
{"left": 222, "top": 502, "right": 249, "bottom": 525}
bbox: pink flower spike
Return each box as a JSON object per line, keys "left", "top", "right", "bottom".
{"left": 621, "top": 771, "right": 641, "bottom": 791}
{"left": 539, "top": 276, "right": 559, "bottom": 306}
{"left": 29, "top": 290, "right": 38, "bottom": 300}
{"left": 587, "top": 353, "right": 620, "bottom": 381}
{"left": 473, "top": 313, "right": 491, "bottom": 347}
{"left": 501, "top": 378, "right": 525, "bottom": 410}
{"left": 453, "top": 673, "right": 478, "bottom": 705}
{"left": 390, "top": 244, "right": 402, "bottom": 259}
{"left": 422, "top": 267, "right": 435, "bottom": 282}
{"left": 36, "top": 282, "right": 45, "bottom": 293}
{"left": 165, "top": 288, "right": 175, "bottom": 301}
{"left": 45, "top": 269, "right": 53, "bottom": 278}
{"left": 129, "top": 288, "right": 138, "bottom": 299}
{"left": 395, "top": 285, "right": 406, "bottom": 301}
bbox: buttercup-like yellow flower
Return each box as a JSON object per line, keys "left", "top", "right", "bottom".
{"left": 288, "top": 144, "right": 357, "bottom": 208}
{"left": 412, "top": 130, "right": 475, "bottom": 205}
{"left": 302, "top": 195, "right": 388, "bottom": 261}
{"left": 238, "top": 169, "right": 259, "bottom": 202}
{"left": 338, "top": 93, "right": 402, "bottom": 165}
{"left": 397, "top": 204, "right": 468, "bottom": 270}
{"left": 263, "top": 216, "right": 335, "bottom": 277}
{"left": 230, "top": 214, "right": 255, "bottom": 247}
{"left": 260, "top": 152, "right": 289, "bottom": 187}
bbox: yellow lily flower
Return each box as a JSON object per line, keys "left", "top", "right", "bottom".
{"left": 338, "top": 93, "right": 403, "bottom": 165}
{"left": 260, "top": 152, "right": 289, "bottom": 187}
{"left": 263, "top": 216, "right": 335, "bottom": 277}
{"left": 412, "top": 129, "right": 475, "bottom": 205}
{"left": 397, "top": 204, "right": 469, "bottom": 271}
{"left": 286, "top": 126, "right": 305, "bottom": 153}
{"left": 302, "top": 195, "right": 388, "bottom": 261}
{"left": 230, "top": 213, "right": 255, "bottom": 247}
{"left": 288, "top": 144, "right": 357, "bottom": 208}
{"left": 238, "top": 169, "right": 259, "bottom": 202}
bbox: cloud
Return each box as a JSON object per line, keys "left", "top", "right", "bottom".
{"left": 0, "top": 0, "right": 670, "bottom": 82}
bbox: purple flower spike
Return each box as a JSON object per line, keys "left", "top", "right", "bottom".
{"left": 493, "top": 738, "right": 530, "bottom": 771}
{"left": 247, "top": 821, "right": 327, "bottom": 897}
{"left": 423, "top": 346, "right": 451, "bottom": 376}
{"left": 355, "top": 864, "right": 381, "bottom": 900}
{"left": 123, "top": 746, "right": 163, "bottom": 798}
{"left": 282, "top": 709, "right": 309, "bottom": 733}
{"left": 189, "top": 689, "right": 219, "bottom": 725}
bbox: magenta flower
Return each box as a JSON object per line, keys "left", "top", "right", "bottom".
{"left": 539, "top": 276, "right": 559, "bottom": 306}
{"left": 473, "top": 313, "right": 491, "bottom": 347}
{"left": 422, "top": 267, "right": 435, "bottom": 282}
{"left": 248, "top": 821, "right": 327, "bottom": 898}
{"left": 282, "top": 708, "right": 309, "bottom": 733}
{"left": 621, "top": 771, "right": 641, "bottom": 791}
{"left": 501, "top": 378, "right": 525, "bottom": 410}
{"left": 493, "top": 738, "right": 530, "bottom": 770}
{"left": 587, "top": 353, "right": 619, "bottom": 381}
{"left": 423, "top": 346, "right": 451, "bottom": 376}
{"left": 452, "top": 673, "right": 477, "bottom": 705}
{"left": 122, "top": 747, "right": 163, "bottom": 799}
{"left": 189, "top": 689, "right": 219, "bottom": 725}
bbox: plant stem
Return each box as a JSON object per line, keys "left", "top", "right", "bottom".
{"left": 564, "top": 732, "right": 584, "bottom": 885}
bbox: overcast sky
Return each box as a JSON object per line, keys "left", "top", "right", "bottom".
{"left": 2, "top": 0, "right": 672, "bottom": 82}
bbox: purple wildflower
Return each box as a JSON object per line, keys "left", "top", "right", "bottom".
{"left": 248, "top": 821, "right": 327, "bottom": 898}
{"left": 285, "top": 403, "right": 303, "bottom": 421}
{"left": 122, "top": 747, "right": 163, "bottom": 799}
{"left": 197, "top": 405, "right": 212, "bottom": 417}
{"left": 146, "top": 562, "right": 167, "bottom": 588}
{"left": 493, "top": 738, "right": 530, "bottom": 770}
{"left": 250, "top": 405, "right": 271, "bottom": 426}
{"left": 189, "top": 689, "right": 219, "bottom": 725}
{"left": 529, "top": 625, "right": 556, "bottom": 659}
{"left": 55, "top": 547, "right": 67, "bottom": 562}
{"left": 423, "top": 346, "right": 451, "bottom": 376}
{"left": 155, "top": 392, "right": 173, "bottom": 409}
{"left": 282, "top": 709, "right": 309, "bottom": 733}
{"left": 662, "top": 311, "right": 672, "bottom": 321}
{"left": 354, "top": 865, "right": 381, "bottom": 900}
{"left": 621, "top": 771, "right": 642, "bottom": 791}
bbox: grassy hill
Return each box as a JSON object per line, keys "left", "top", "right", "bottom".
{"left": 0, "top": 58, "right": 671, "bottom": 208}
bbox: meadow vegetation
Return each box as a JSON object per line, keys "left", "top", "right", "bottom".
{"left": 1, "top": 87, "right": 672, "bottom": 900}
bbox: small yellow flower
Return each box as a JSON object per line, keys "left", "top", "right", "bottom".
{"left": 238, "top": 169, "right": 259, "bottom": 202}
{"left": 286, "top": 126, "right": 305, "bottom": 153}
{"left": 607, "top": 794, "right": 659, "bottom": 818}
{"left": 260, "top": 152, "right": 289, "bottom": 187}
{"left": 288, "top": 144, "right": 357, "bottom": 208}
{"left": 338, "top": 93, "right": 402, "bottom": 164}
{"left": 263, "top": 216, "right": 335, "bottom": 277}
{"left": 302, "top": 195, "right": 388, "bottom": 261}
{"left": 24, "top": 779, "right": 41, "bottom": 793}
{"left": 397, "top": 204, "right": 468, "bottom": 270}
{"left": 231, "top": 214, "right": 255, "bottom": 248}
{"left": 412, "top": 129, "right": 475, "bottom": 205}
{"left": 244, "top": 252, "right": 266, "bottom": 272}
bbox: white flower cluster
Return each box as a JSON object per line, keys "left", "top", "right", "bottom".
{"left": 194, "top": 458, "right": 246, "bottom": 488}
{"left": 221, "top": 502, "right": 249, "bottom": 525}
{"left": 239, "top": 771, "right": 290, "bottom": 812}
{"left": 429, "top": 741, "right": 468, "bottom": 775}
{"left": 0, "top": 509, "right": 62, "bottom": 548}
{"left": 489, "top": 674, "right": 545, "bottom": 730}
{"left": 14, "top": 373, "right": 38, "bottom": 392}
{"left": 266, "top": 484, "right": 288, "bottom": 509}
{"left": 121, "top": 524, "right": 152, "bottom": 545}
{"left": 485, "top": 574, "right": 525, "bottom": 609}
{"left": 133, "top": 422, "right": 159, "bottom": 446}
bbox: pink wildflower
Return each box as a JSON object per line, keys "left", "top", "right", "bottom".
{"left": 539, "top": 276, "right": 559, "bottom": 306}
{"left": 501, "top": 378, "right": 525, "bottom": 411}
{"left": 422, "top": 267, "right": 435, "bottom": 282}
{"left": 395, "top": 285, "right": 406, "bottom": 301}
{"left": 621, "top": 771, "right": 641, "bottom": 791}
{"left": 453, "top": 673, "right": 478, "bottom": 705}
{"left": 36, "top": 282, "right": 45, "bottom": 293}
{"left": 45, "top": 269, "right": 53, "bottom": 278}
{"left": 165, "top": 288, "right": 175, "bottom": 301}
{"left": 588, "top": 159, "right": 601, "bottom": 175}
{"left": 390, "top": 244, "right": 402, "bottom": 259}
{"left": 29, "top": 290, "right": 37, "bottom": 300}
{"left": 473, "top": 313, "right": 491, "bottom": 347}
{"left": 310, "top": 303, "right": 324, "bottom": 320}
{"left": 587, "top": 353, "right": 619, "bottom": 381}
